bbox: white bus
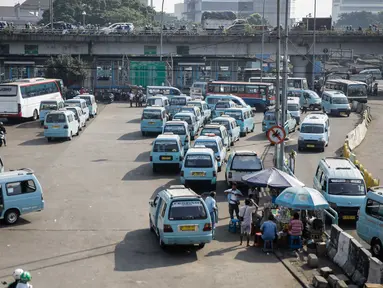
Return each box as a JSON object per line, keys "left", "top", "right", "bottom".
{"left": 0, "top": 78, "right": 63, "bottom": 121}
{"left": 324, "top": 79, "right": 368, "bottom": 103}
{"left": 146, "top": 86, "right": 182, "bottom": 99}
{"left": 249, "top": 76, "right": 309, "bottom": 90}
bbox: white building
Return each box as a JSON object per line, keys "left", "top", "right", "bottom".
{"left": 174, "top": 3, "right": 185, "bottom": 19}
{"left": 332, "top": 0, "right": 383, "bottom": 22}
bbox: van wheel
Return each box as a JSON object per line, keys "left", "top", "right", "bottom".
{"left": 231, "top": 141, "right": 234, "bottom": 146}
{"left": 76, "top": 127, "right": 80, "bottom": 136}
{"left": 309, "top": 105, "right": 314, "bottom": 111}
{"left": 68, "top": 132, "right": 72, "bottom": 141}
{"left": 347, "top": 113, "right": 350, "bottom": 117}
{"left": 371, "top": 239, "right": 383, "bottom": 258}
{"left": 4, "top": 209, "right": 19, "bottom": 225}
{"left": 149, "top": 217, "right": 154, "bottom": 232}
{"left": 198, "top": 243, "right": 205, "bottom": 249}
{"left": 31, "top": 109, "right": 38, "bottom": 121}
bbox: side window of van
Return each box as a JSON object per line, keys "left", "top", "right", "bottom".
{"left": 6, "top": 180, "right": 36, "bottom": 196}
{"left": 218, "top": 140, "right": 223, "bottom": 150}
{"left": 160, "top": 201, "right": 167, "bottom": 218}
{"left": 366, "top": 199, "right": 383, "bottom": 220}
{"left": 315, "top": 166, "right": 322, "bottom": 179}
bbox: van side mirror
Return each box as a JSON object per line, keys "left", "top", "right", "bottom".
{"left": 149, "top": 201, "right": 154, "bottom": 207}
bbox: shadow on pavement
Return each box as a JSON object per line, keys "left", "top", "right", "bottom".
{"left": 234, "top": 247, "right": 280, "bottom": 263}
{"left": 122, "top": 163, "right": 180, "bottom": 181}
{"left": 0, "top": 218, "right": 31, "bottom": 228}
{"left": 127, "top": 118, "right": 141, "bottom": 124}
{"left": 135, "top": 151, "right": 150, "bottom": 162}
{"left": 118, "top": 131, "right": 144, "bottom": 140}
{"left": 18, "top": 137, "right": 64, "bottom": 146}
{"left": 246, "top": 132, "right": 266, "bottom": 142}
{"left": 15, "top": 121, "right": 40, "bottom": 129}
{"left": 114, "top": 229, "right": 198, "bottom": 272}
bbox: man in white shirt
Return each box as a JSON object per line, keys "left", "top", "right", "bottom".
{"left": 224, "top": 182, "right": 243, "bottom": 220}
{"left": 204, "top": 191, "right": 218, "bottom": 239}
{"left": 129, "top": 92, "right": 134, "bottom": 107}
{"left": 238, "top": 198, "right": 257, "bottom": 246}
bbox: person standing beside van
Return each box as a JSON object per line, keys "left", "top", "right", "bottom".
{"left": 0, "top": 122, "right": 7, "bottom": 146}
{"left": 204, "top": 191, "right": 218, "bottom": 239}
{"left": 224, "top": 182, "right": 243, "bottom": 219}
{"left": 239, "top": 198, "right": 257, "bottom": 246}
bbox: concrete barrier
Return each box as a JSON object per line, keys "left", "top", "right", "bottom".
{"left": 327, "top": 224, "right": 342, "bottom": 260}
{"left": 367, "top": 257, "right": 383, "bottom": 284}
{"left": 334, "top": 232, "right": 353, "bottom": 268}
{"left": 343, "top": 238, "right": 363, "bottom": 277}
{"left": 352, "top": 248, "right": 372, "bottom": 286}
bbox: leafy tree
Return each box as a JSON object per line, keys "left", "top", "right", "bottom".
{"left": 247, "top": 13, "right": 269, "bottom": 26}
{"left": 335, "top": 11, "right": 382, "bottom": 28}
{"left": 45, "top": 55, "right": 87, "bottom": 87}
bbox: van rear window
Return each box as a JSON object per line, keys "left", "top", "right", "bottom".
{"left": 185, "top": 154, "right": 212, "bottom": 168}
{"left": 171, "top": 98, "right": 186, "bottom": 106}
{"left": 143, "top": 110, "right": 161, "bottom": 119}
{"left": 153, "top": 140, "right": 179, "bottom": 152}
{"left": 46, "top": 113, "right": 66, "bottom": 123}
{"left": 200, "top": 128, "right": 221, "bottom": 137}
{"left": 169, "top": 200, "right": 207, "bottom": 220}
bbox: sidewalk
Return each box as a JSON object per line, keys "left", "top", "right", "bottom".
{"left": 353, "top": 99, "right": 383, "bottom": 180}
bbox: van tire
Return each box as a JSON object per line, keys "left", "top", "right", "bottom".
{"left": 198, "top": 243, "right": 205, "bottom": 249}
{"left": 149, "top": 217, "right": 154, "bottom": 232}
{"left": 371, "top": 238, "right": 383, "bottom": 258}
{"left": 231, "top": 141, "right": 234, "bottom": 146}
{"left": 76, "top": 127, "right": 80, "bottom": 136}
{"left": 4, "top": 209, "right": 19, "bottom": 225}
{"left": 32, "top": 109, "right": 38, "bottom": 121}
{"left": 251, "top": 124, "right": 255, "bottom": 132}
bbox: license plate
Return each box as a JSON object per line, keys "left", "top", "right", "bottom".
{"left": 52, "top": 125, "right": 60, "bottom": 129}
{"left": 148, "top": 122, "right": 155, "bottom": 124}
{"left": 192, "top": 171, "right": 205, "bottom": 176}
{"left": 180, "top": 225, "right": 196, "bottom": 231}
{"left": 340, "top": 112, "right": 346, "bottom": 116}
{"left": 342, "top": 215, "right": 356, "bottom": 220}
{"left": 160, "top": 156, "right": 172, "bottom": 160}
{"left": 307, "top": 144, "right": 315, "bottom": 148}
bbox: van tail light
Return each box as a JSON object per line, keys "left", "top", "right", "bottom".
{"left": 44, "top": 125, "right": 48, "bottom": 129}
{"left": 150, "top": 156, "right": 152, "bottom": 161}
{"left": 180, "top": 156, "right": 183, "bottom": 161}
{"left": 357, "top": 209, "right": 360, "bottom": 217}
{"left": 180, "top": 170, "right": 184, "bottom": 177}
{"left": 228, "top": 172, "right": 232, "bottom": 178}
{"left": 17, "top": 103, "right": 22, "bottom": 114}
{"left": 163, "top": 224, "right": 173, "bottom": 232}
{"left": 213, "top": 171, "right": 217, "bottom": 177}
{"left": 203, "top": 223, "right": 212, "bottom": 231}
{"left": 41, "top": 194, "right": 44, "bottom": 200}
{"left": 63, "top": 125, "right": 68, "bottom": 129}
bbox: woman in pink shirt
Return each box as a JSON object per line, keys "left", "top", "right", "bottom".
{"left": 289, "top": 212, "right": 303, "bottom": 236}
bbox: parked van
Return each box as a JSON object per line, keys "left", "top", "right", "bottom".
{"left": 150, "top": 134, "right": 184, "bottom": 172}
{"left": 211, "top": 115, "right": 240, "bottom": 146}
{"left": 321, "top": 91, "right": 351, "bottom": 116}
{"left": 191, "top": 81, "right": 207, "bottom": 97}
{"left": 163, "top": 120, "right": 190, "bottom": 150}
{"left": 194, "top": 134, "right": 227, "bottom": 171}
{"left": 262, "top": 109, "right": 294, "bottom": 136}
{"left": 141, "top": 106, "right": 168, "bottom": 136}
{"left": 187, "top": 100, "right": 211, "bottom": 125}
{"left": 173, "top": 112, "right": 199, "bottom": 140}
{"left": 200, "top": 124, "right": 230, "bottom": 149}
{"left": 298, "top": 113, "right": 330, "bottom": 152}
{"left": 76, "top": 94, "right": 98, "bottom": 117}
{"left": 287, "top": 97, "right": 301, "bottom": 124}
{"left": 39, "top": 99, "right": 65, "bottom": 126}
{"left": 360, "top": 68, "right": 382, "bottom": 80}
{"left": 287, "top": 89, "right": 322, "bottom": 111}
{"left": 313, "top": 157, "right": 366, "bottom": 220}
{"left": 212, "top": 100, "right": 237, "bottom": 118}
{"left": 149, "top": 185, "right": 212, "bottom": 248}
{"left": 181, "top": 106, "right": 202, "bottom": 128}
{"left": 168, "top": 96, "right": 192, "bottom": 117}
{"left": 44, "top": 110, "right": 79, "bottom": 141}
{"left": 0, "top": 168, "right": 44, "bottom": 224}
{"left": 147, "top": 96, "right": 170, "bottom": 113}
{"left": 357, "top": 186, "right": 383, "bottom": 258}
{"left": 223, "top": 107, "right": 255, "bottom": 137}
{"left": 65, "top": 106, "right": 86, "bottom": 131}
{"left": 180, "top": 147, "right": 218, "bottom": 190}
{"left": 205, "top": 94, "right": 248, "bottom": 110}
{"left": 65, "top": 99, "right": 90, "bottom": 121}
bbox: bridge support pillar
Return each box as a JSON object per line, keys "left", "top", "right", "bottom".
{"left": 290, "top": 55, "right": 309, "bottom": 82}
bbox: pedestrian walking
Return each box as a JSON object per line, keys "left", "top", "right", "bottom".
{"left": 204, "top": 191, "right": 218, "bottom": 239}
{"left": 238, "top": 198, "right": 257, "bottom": 246}
{"left": 129, "top": 91, "right": 134, "bottom": 107}
{"left": 224, "top": 182, "right": 243, "bottom": 220}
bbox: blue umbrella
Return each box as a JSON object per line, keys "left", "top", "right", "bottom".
{"left": 275, "top": 187, "right": 329, "bottom": 210}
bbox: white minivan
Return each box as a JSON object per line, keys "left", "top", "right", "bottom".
{"left": 298, "top": 113, "right": 330, "bottom": 152}
{"left": 76, "top": 95, "right": 98, "bottom": 118}
{"left": 65, "top": 106, "right": 86, "bottom": 131}
{"left": 65, "top": 99, "right": 90, "bottom": 121}
{"left": 44, "top": 110, "right": 79, "bottom": 141}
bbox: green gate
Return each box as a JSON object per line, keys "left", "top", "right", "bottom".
{"left": 129, "top": 61, "right": 166, "bottom": 87}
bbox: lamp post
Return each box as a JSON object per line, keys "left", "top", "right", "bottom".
{"left": 49, "top": 0, "right": 53, "bottom": 32}
{"left": 260, "top": 0, "right": 266, "bottom": 81}
{"left": 82, "top": 11, "right": 86, "bottom": 26}
{"left": 311, "top": 0, "right": 317, "bottom": 90}
{"left": 305, "top": 13, "right": 311, "bottom": 31}
{"left": 159, "top": 0, "right": 165, "bottom": 61}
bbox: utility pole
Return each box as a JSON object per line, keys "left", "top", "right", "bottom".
{"left": 280, "top": 0, "right": 289, "bottom": 169}
{"left": 49, "top": 0, "right": 53, "bottom": 32}
{"left": 275, "top": 0, "right": 281, "bottom": 169}
{"left": 312, "top": 0, "right": 317, "bottom": 89}
{"left": 260, "top": 0, "right": 266, "bottom": 81}
{"left": 159, "top": 0, "right": 165, "bottom": 61}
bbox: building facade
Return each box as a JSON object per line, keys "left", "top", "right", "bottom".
{"left": 174, "top": 3, "right": 185, "bottom": 19}
{"left": 332, "top": 0, "right": 383, "bottom": 21}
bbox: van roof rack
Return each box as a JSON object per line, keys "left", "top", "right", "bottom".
{"left": 322, "top": 157, "right": 348, "bottom": 168}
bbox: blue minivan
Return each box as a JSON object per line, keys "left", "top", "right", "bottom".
{"left": 163, "top": 120, "right": 190, "bottom": 150}
{"left": 224, "top": 107, "right": 255, "bottom": 137}
{"left": 141, "top": 106, "right": 168, "bottom": 136}
{"left": 149, "top": 185, "right": 212, "bottom": 248}
{"left": 173, "top": 112, "right": 199, "bottom": 140}
{"left": 39, "top": 99, "right": 65, "bottom": 126}
{"left": 0, "top": 168, "right": 44, "bottom": 225}
{"left": 150, "top": 134, "right": 184, "bottom": 172}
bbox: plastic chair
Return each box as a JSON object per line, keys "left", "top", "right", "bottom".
{"left": 288, "top": 235, "right": 302, "bottom": 250}
{"left": 229, "top": 219, "right": 241, "bottom": 233}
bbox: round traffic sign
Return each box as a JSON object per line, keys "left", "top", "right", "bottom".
{"left": 266, "top": 125, "right": 286, "bottom": 144}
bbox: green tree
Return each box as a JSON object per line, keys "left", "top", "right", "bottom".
{"left": 45, "top": 55, "right": 87, "bottom": 87}
{"left": 335, "top": 11, "right": 380, "bottom": 28}
{"left": 247, "top": 13, "right": 269, "bottom": 26}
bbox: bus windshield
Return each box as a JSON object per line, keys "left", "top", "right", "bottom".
{"left": 348, "top": 84, "right": 367, "bottom": 97}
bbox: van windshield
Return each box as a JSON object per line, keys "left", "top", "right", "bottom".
{"left": 153, "top": 140, "right": 179, "bottom": 152}
{"left": 332, "top": 97, "right": 348, "bottom": 104}
{"left": 211, "top": 121, "right": 229, "bottom": 131}
{"left": 174, "top": 116, "right": 192, "bottom": 125}
{"left": 194, "top": 141, "right": 218, "bottom": 153}
{"left": 200, "top": 128, "right": 221, "bottom": 138}
{"left": 169, "top": 200, "right": 207, "bottom": 220}
{"left": 181, "top": 108, "right": 195, "bottom": 115}
{"left": 300, "top": 124, "right": 324, "bottom": 133}
{"left": 143, "top": 110, "right": 161, "bottom": 119}
{"left": 147, "top": 98, "right": 163, "bottom": 106}
{"left": 170, "top": 98, "right": 186, "bottom": 106}
{"left": 328, "top": 179, "right": 366, "bottom": 196}
{"left": 164, "top": 125, "right": 186, "bottom": 135}
{"left": 207, "top": 98, "right": 222, "bottom": 105}
{"left": 287, "top": 104, "right": 299, "bottom": 111}
{"left": 40, "top": 102, "right": 58, "bottom": 110}
{"left": 185, "top": 154, "right": 212, "bottom": 168}
{"left": 46, "top": 113, "right": 66, "bottom": 123}
{"left": 224, "top": 111, "right": 242, "bottom": 120}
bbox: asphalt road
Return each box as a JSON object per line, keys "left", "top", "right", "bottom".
{"left": 0, "top": 104, "right": 301, "bottom": 288}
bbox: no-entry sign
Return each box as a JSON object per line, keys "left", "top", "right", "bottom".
{"left": 266, "top": 125, "right": 286, "bottom": 144}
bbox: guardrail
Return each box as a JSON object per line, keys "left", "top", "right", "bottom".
{"left": 343, "top": 102, "right": 380, "bottom": 188}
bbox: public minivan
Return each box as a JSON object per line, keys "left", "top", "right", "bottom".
{"left": 262, "top": 109, "right": 296, "bottom": 136}
{"left": 168, "top": 96, "right": 192, "bottom": 117}
{"left": 44, "top": 110, "right": 79, "bottom": 141}
{"left": 321, "top": 91, "right": 351, "bottom": 116}
{"left": 194, "top": 135, "right": 227, "bottom": 172}
{"left": 141, "top": 106, "right": 168, "bottom": 136}
{"left": 287, "top": 97, "right": 301, "bottom": 124}
{"left": 163, "top": 120, "right": 190, "bottom": 150}
{"left": 65, "top": 99, "right": 90, "bottom": 121}
{"left": 357, "top": 187, "right": 383, "bottom": 258}
{"left": 76, "top": 95, "right": 98, "bottom": 118}
{"left": 149, "top": 185, "right": 212, "bottom": 248}
{"left": 150, "top": 134, "right": 184, "bottom": 172}
{"left": 199, "top": 124, "right": 230, "bottom": 149}
{"left": 211, "top": 115, "right": 240, "bottom": 146}
{"left": 180, "top": 147, "right": 218, "bottom": 190}
{"left": 298, "top": 113, "right": 330, "bottom": 152}
{"left": 173, "top": 112, "right": 199, "bottom": 140}
{"left": 223, "top": 107, "right": 255, "bottom": 137}
{"left": 147, "top": 96, "right": 170, "bottom": 113}
{"left": 39, "top": 99, "right": 65, "bottom": 126}
{"left": 181, "top": 106, "right": 203, "bottom": 128}
{"left": 212, "top": 100, "right": 237, "bottom": 119}
{"left": 0, "top": 168, "right": 44, "bottom": 225}
{"left": 313, "top": 157, "right": 366, "bottom": 220}
{"left": 187, "top": 101, "right": 211, "bottom": 125}
{"left": 287, "top": 89, "right": 322, "bottom": 111}
{"left": 65, "top": 106, "right": 86, "bottom": 131}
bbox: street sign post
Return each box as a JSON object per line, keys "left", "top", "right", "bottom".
{"left": 266, "top": 125, "right": 286, "bottom": 145}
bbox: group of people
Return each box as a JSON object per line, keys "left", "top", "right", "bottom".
{"left": 3, "top": 269, "right": 32, "bottom": 288}
{"left": 129, "top": 86, "right": 145, "bottom": 107}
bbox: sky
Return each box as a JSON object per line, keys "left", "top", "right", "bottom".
{"left": 2, "top": 0, "right": 333, "bottom": 19}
